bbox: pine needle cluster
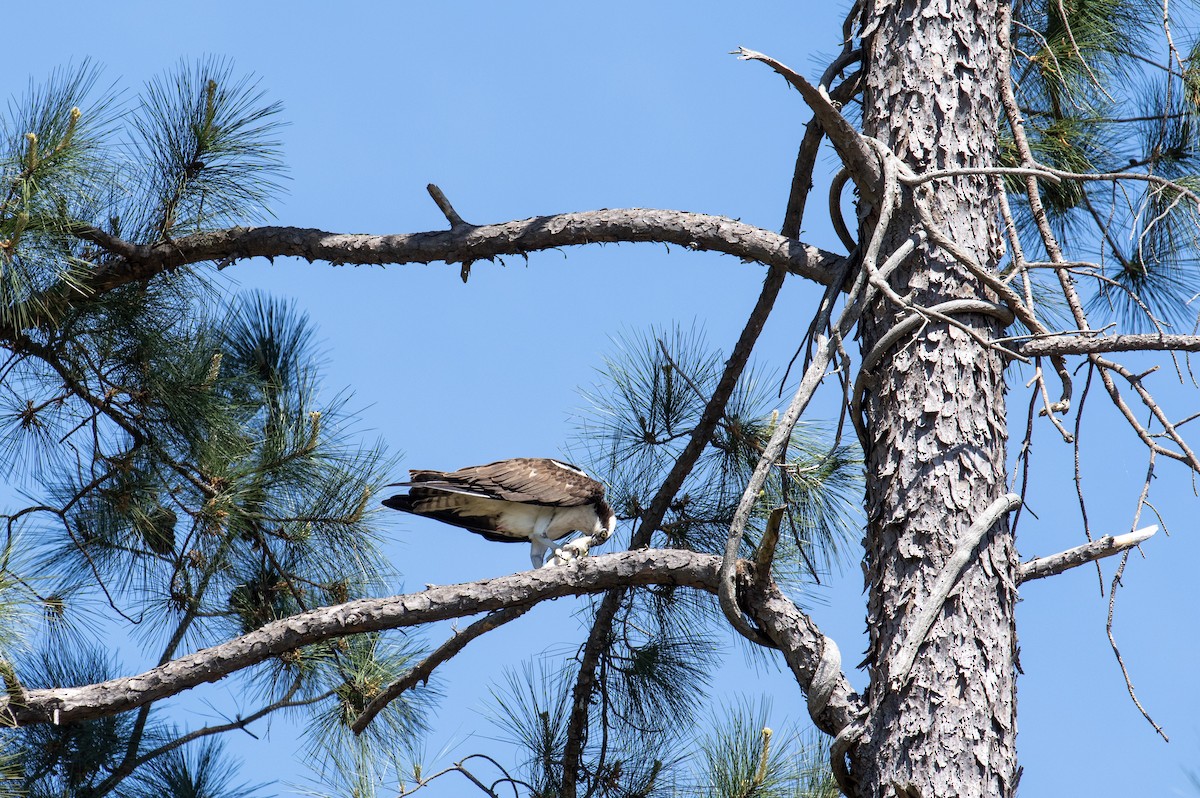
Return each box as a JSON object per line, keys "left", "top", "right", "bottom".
{"left": 0, "top": 62, "right": 411, "bottom": 797}
{"left": 1007, "top": 0, "right": 1200, "bottom": 330}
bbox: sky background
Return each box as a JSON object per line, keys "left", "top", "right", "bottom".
{"left": 4, "top": 2, "right": 1200, "bottom": 796}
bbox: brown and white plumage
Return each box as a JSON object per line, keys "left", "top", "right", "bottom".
{"left": 382, "top": 458, "right": 616, "bottom": 567}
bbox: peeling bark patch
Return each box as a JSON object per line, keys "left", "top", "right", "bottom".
{"left": 856, "top": 1, "right": 1017, "bottom": 796}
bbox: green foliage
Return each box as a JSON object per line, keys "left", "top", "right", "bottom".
{"left": 0, "top": 60, "right": 398, "bottom": 789}
{"left": 486, "top": 678, "right": 838, "bottom": 798}
{"left": 0, "top": 59, "right": 283, "bottom": 331}
{"left": 0, "top": 60, "right": 117, "bottom": 329}
{"left": 574, "top": 324, "right": 861, "bottom": 584}
{"left": 114, "top": 738, "right": 260, "bottom": 798}
{"left": 323, "top": 635, "right": 435, "bottom": 744}
{"left": 1008, "top": 0, "right": 1200, "bottom": 331}
{"left": 694, "top": 701, "right": 837, "bottom": 798}
{"left": 489, "top": 664, "right": 575, "bottom": 797}
{"left": 0, "top": 287, "right": 405, "bottom": 794}
{"left": 127, "top": 57, "right": 285, "bottom": 242}
{"left": 7, "top": 291, "right": 393, "bottom": 643}
{"left": 11, "top": 649, "right": 134, "bottom": 798}
{"left": 9, "top": 5, "right": 1200, "bottom": 794}
{"left": 0, "top": 648, "right": 260, "bottom": 796}
{"left": 489, "top": 662, "right": 672, "bottom": 798}
{"left": 0, "top": 61, "right": 432, "bottom": 798}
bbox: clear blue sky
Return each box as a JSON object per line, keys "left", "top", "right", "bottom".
{"left": 5, "top": 2, "right": 1199, "bottom": 796}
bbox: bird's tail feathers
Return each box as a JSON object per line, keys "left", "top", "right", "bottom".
{"left": 381, "top": 494, "right": 415, "bottom": 512}
{"left": 383, "top": 491, "right": 477, "bottom": 515}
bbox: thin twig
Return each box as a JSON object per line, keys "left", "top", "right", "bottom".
{"left": 1106, "top": 547, "right": 1168, "bottom": 741}
{"left": 351, "top": 604, "right": 533, "bottom": 734}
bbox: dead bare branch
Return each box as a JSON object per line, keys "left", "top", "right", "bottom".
{"left": 889, "top": 494, "right": 1022, "bottom": 690}
{"left": 1018, "top": 526, "right": 1158, "bottom": 583}
{"left": 0, "top": 549, "right": 863, "bottom": 746}
{"left": 733, "top": 47, "right": 882, "bottom": 204}
{"left": 29, "top": 210, "right": 847, "bottom": 339}
{"left": 1017, "top": 333, "right": 1200, "bottom": 357}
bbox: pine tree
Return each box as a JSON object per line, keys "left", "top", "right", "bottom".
{"left": 1, "top": 3, "right": 1199, "bottom": 797}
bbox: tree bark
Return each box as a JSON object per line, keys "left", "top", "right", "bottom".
{"left": 0, "top": 550, "right": 863, "bottom": 735}
{"left": 853, "top": 2, "right": 1018, "bottom": 796}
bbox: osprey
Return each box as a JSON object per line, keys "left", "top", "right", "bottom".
{"left": 382, "top": 458, "right": 616, "bottom": 568}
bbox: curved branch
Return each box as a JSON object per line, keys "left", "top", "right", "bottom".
{"left": 737, "top": 570, "right": 863, "bottom": 737}
{"left": 888, "top": 494, "right": 1022, "bottom": 691}
{"left": 734, "top": 47, "right": 882, "bottom": 204}
{"left": 53, "top": 210, "right": 845, "bottom": 321}
{"left": 0, "top": 549, "right": 863, "bottom": 736}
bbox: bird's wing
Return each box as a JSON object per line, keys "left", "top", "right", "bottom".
{"left": 403, "top": 458, "right": 604, "bottom": 507}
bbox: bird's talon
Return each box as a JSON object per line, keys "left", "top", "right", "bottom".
{"left": 550, "top": 539, "right": 591, "bottom": 567}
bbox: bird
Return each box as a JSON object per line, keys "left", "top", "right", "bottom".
{"left": 381, "top": 458, "right": 616, "bottom": 568}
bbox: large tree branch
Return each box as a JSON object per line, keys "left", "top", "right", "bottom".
{"left": 1017, "top": 333, "right": 1200, "bottom": 357}
{"left": 47, "top": 211, "right": 846, "bottom": 323}
{"left": 0, "top": 550, "right": 862, "bottom": 736}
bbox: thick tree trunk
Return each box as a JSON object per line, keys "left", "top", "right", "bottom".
{"left": 853, "top": 2, "right": 1018, "bottom": 797}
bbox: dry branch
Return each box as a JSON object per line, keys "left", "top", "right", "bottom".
{"left": 734, "top": 47, "right": 882, "bottom": 204}
{"left": 1018, "top": 526, "right": 1158, "bottom": 583}
{"left": 1017, "top": 334, "right": 1200, "bottom": 357}
{"left": 0, "top": 549, "right": 863, "bottom": 738}
{"left": 37, "top": 211, "right": 847, "bottom": 336}
{"left": 350, "top": 603, "right": 533, "bottom": 735}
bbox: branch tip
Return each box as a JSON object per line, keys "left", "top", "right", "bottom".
{"left": 754, "top": 506, "right": 785, "bottom": 578}
{"left": 426, "top": 183, "right": 469, "bottom": 229}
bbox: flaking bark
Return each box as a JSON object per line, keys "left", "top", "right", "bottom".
{"left": 854, "top": 2, "right": 1018, "bottom": 796}
{"left": 0, "top": 550, "right": 863, "bottom": 736}
{"left": 30, "top": 210, "right": 846, "bottom": 337}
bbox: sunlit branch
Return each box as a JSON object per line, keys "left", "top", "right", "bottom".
{"left": 18, "top": 210, "right": 850, "bottom": 338}
{"left": 734, "top": 47, "right": 883, "bottom": 203}
{"left": 1017, "top": 333, "right": 1200, "bottom": 357}
{"left": 889, "top": 494, "right": 1022, "bottom": 690}
{"left": 0, "top": 550, "right": 863, "bottom": 737}
{"left": 350, "top": 604, "right": 533, "bottom": 735}
{"left": 1018, "top": 526, "right": 1158, "bottom": 583}
{"left": 718, "top": 158, "right": 914, "bottom": 646}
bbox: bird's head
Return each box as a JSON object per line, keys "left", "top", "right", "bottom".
{"left": 592, "top": 500, "right": 617, "bottom": 546}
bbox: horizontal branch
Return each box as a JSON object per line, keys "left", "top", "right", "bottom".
{"left": 64, "top": 209, "right": 846, "bottom": 306}
{"left": 1017, "top": 333, "right": 1200, "bottom": 357}
{"left": 1018, "top": 526, "right": 1157, "bottom": 583}
{"left": 0, "top": 549, "right": 863, "bottom": 736}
